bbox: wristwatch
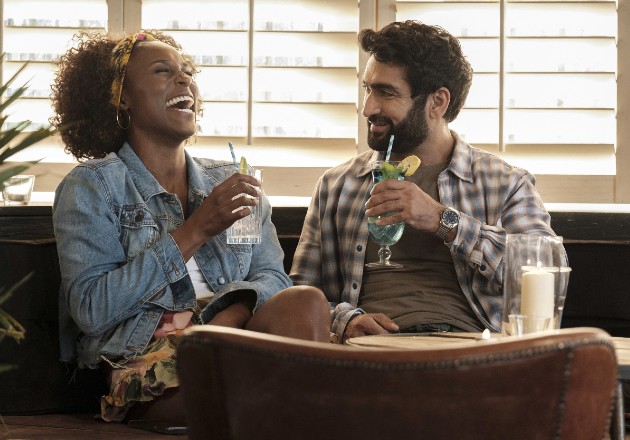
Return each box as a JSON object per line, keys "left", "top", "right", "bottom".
{"left": 436, "top": 207, "right": 460, "bottom": 241}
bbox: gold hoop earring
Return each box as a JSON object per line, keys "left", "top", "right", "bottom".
{"left": 116, "top": 107, "right": 131, "bottom": 130}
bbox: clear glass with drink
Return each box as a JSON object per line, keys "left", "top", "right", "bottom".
{"left": 365, "top": 161, "right": 406, "bottom": 268}
{"left": 2, "top": 174, "right": 35, "bottom": 205}
{"left": 224, "top": 166, "right": 263, "bottom": 245}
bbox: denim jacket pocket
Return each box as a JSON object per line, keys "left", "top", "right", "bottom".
{"left": 125, "top": 309, "right": 162, "bottom": 354}
{"left": 219, "top": 232, "right": 253, "bottom": 274}
{"left": 227, "top": 242, "right": 253, "bottom": 254}
{"left": 88, "top": 310, "right": 162, "bottom": 365}
{"left": 119, "top": 205, "right": 160, "bottom": 260}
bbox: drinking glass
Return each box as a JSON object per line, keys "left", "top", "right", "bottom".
{"left": 2, "top": 174, "right": 35, "bottom": 205}
{"left": 224, "top": 167, "right": 263, "bottom": 244}
{"left": 365, "top": 161, "right": 405, "bottom": 268}
{"left": 501, "top": 234, "right": 571, "bottom": 336}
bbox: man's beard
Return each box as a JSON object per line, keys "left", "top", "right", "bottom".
{"left": 367, "top": 96, "right": 429, "bottom": 155}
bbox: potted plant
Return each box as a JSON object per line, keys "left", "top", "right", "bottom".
{"left": 0, "top": 54, "right": 56, "bottom": 373}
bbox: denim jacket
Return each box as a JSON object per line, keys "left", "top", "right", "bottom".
{"left": 53, "top": 143, "right": 290, "bottom": 368}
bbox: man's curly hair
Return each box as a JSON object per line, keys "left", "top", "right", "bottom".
{"left": 50, "top": 30, "right": 198, "bottom": 161}
{"left": 359, "top": 20, "right": 473, "bottom": 123}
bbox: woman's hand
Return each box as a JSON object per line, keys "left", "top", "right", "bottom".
{"left": 171, "top": 171, "right": 261, "bottom": 259}
{"left": 195, "top": 172, "right": 261, "bottom": 237}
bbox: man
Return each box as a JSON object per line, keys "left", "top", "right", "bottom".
{"left": 290, "top": 20, "right": 559, "bottom": 342}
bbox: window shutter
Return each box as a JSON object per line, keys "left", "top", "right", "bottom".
{"left": 396, "top": 0, "right": 617, "bottom": 176}
{"left": 141, "top": 0, "right": 359, "bottom": 168}
{"left": 2, "top": 0, "right": 107, "bottom": 161}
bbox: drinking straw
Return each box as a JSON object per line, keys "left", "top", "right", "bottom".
{"left": 228, "top": 142, "right": 238, "bottom": 169}
{"left": 385, "top": 135, "right": 394, "bottom": 162}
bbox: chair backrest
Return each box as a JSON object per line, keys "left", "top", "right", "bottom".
{"left": 177, "top": 326, "right": 617, "bottom": 440}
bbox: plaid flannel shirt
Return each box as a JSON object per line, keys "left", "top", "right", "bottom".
{"left": 290, "top": 131, "right": 559, "bottom": 337}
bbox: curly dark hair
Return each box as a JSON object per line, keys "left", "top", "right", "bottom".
{"left": 50, "top": 30, "right": 199, "bottom": 161}
{"left": 359, "top": 20, "right": 473, "bottom": 123}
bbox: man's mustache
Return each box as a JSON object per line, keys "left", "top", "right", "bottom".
{"left": 367, "top": 115, "right": 393, "bottom": 126}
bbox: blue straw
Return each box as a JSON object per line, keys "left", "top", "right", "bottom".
{"left": 385, "top": 135, "right": 394, "bottom": 162}
{"left": 228, "top": 142, "right": 238, "bottom": 169}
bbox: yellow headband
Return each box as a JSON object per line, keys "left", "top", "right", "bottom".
{"left": 110, "top": 32, "right": 156, "bottom": 109}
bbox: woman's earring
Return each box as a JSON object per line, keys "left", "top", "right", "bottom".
{"left": 116, "top": 107, "right": 131, "bottom": 130}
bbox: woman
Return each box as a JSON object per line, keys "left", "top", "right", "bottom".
{"left": 50, "top": 30, "right": 330, "bottom": 424}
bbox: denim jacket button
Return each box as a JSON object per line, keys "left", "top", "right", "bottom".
{"left": 134, "top": 212, "right": 144, "bottom": 222}
{"left": 218, "top": 276, "right": 226, "bottom": 285}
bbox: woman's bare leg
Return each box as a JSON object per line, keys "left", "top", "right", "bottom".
{"left": 125, "top": 387, "right": 186, "bottom": 425}
{"left": 245, "top": 285, "right": 330, "bottom": 342}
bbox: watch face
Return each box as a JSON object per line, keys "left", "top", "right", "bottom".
{"left": 442, "top": 209, "right": 459, "bottom": 227}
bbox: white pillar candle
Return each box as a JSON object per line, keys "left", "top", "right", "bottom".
{"left": 521, "top": 269, "right": 555, "bottom": 318}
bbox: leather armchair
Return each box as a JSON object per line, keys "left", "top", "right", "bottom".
{"left": 177, "top": 326, "right": 617, "bottom": 440}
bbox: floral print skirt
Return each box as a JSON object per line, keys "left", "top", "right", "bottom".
{"left": 100, "top": 336, "right": 179, "bottom": 422}
{"left": 100, "top": 302, "right": 208, "bottom": 422}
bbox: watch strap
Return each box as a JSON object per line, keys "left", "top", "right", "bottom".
{"left": 435, "top": 222, "right": 451, "bottom": 241}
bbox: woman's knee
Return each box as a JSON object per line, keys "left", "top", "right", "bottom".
{"left": 278, "top": 285, "right": 328, "bottom": 311}
{"left": 248, "top": 285, "right": 331, "bottom": 340}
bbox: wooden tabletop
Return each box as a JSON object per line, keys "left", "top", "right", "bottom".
{"left": 612, "top": 337, "right": 630, "bottom": 378}
{"left": 345, "top": 332, "right": 496, "bottom": 350}
{"left": 347, "top": 332, "right": 630, "bottom": 379}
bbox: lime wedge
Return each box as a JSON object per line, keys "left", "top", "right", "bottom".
{"left": 239, "top": 156, "right": 248, "bottom": 174}
{"left": 398, "top": 155, "right": 421, "bottom": 176}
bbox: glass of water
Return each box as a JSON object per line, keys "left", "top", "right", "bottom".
{"left": 2, "top": 174, "right": 35, "bottom": 205}
{"left": 224, "top": 167, "right": 263, "bottom": 244}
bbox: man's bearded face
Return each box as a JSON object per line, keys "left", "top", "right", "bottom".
{"left": 367, "top": 95, "right": 429, "bottom": 155}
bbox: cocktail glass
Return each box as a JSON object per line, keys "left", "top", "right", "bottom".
{"left": 365, "top": 160, "right": 405, "bottom": 268}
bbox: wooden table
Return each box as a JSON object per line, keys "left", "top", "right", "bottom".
{"left": 347, "top": 332, "right": 628, "bottom": 440}
{"left": 347, "top": 333, "right": 630, "bottom": 372}
{"left": 346, "top": 332, "right": 496, "bottom": 349}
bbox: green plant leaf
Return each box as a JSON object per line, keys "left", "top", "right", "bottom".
{"left": 0, "top": 84, "right": 28, "bottom": 115}
{"left": 0, "top": 55, "right": 28, "bottom": 97}
{"left": 0, "top": 307, "right": 26, "bottom": 336}
{"left": 0, "top": 364, "right": 16, "bottom": 374}
{"left": 0, "top": 271, "right": 31, "bottom": 346}
{"left": 0, "top": 126, "right": 54, "bottom": 163}
{"left": 0, "top": 123, "right": 33, "bottom": 158}
{"left": 0, "top": 272, "right": 33, "bottom": 308}
{"left": 0, "top": 53, "right": 57, "bottom": 373}
{"left": 0, "top": 162, "right": 37, "bottom": 190}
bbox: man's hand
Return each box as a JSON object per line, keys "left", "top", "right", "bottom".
{"left": 343, "top": 313, "right": 399, "bottom": 341}
{"left": 365, "top": 180, "right": 443, "bottom": 233}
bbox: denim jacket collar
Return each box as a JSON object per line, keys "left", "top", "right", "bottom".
{"left": 117, "top": 142, "right": 215, "bottom": 210}
{"left": 117, "top": 143, "right": 166, "bottom": 202}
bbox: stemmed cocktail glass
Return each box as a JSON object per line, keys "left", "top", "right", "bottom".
{"left": 365, "top": 160, "right": 406, "bottom": 268}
